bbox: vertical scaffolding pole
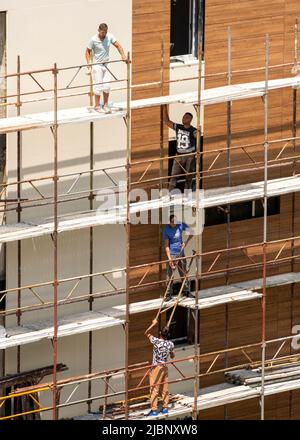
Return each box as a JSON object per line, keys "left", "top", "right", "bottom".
{"left": 193, "top": 0, "right": 204, "bottom": 420}
{"left": 125, "top": 52, "right": 131, "bottom": 420}
{"left": 289, "top": 18, "right": 298, "bottom": 418}
{"left": 87, "top": 74, "right": 94, "bottom": 414}
{"left": 16, "top": 56, "right": 22, "bottom": 377}
{"left": 159, "top": 36, "right": 165, "bottom": 330}
{"left": 0, "top": 22, "right": 7, "bottom": 414}
{"left": 52, "top": 63, "right": 59, "bottom": 420}
{"left": 224, "top": 26, "right": 232, "bottom": 421}
{"left": 261, "top": 34, "right": 269, "bottom": 421}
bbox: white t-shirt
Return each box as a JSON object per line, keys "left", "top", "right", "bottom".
{"left": 87, "top": 32, "right": 117, "bottom": 63}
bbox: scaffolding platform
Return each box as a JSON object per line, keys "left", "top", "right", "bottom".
{"left": 1, "top": 75, "right": 300, "bottom": 134}
{"left": 1, "top": 173, "right": 300, "bottom": 243}
{"left": 2, "top": 271, "right": 299, "bottom": 349}
{"left": 0, "top": 310, "right": 125, "bottom": 349}
{"left": 75, "top": 373, "right": 300, "bottom": 420}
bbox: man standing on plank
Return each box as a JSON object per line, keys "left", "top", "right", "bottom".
{"left": 146, "top": 325, "right": 175, "bottom": 417}
{"left": 163, "top": 105, "right": 197, "bottom": 191}
{"left": 86, "top": 23, "right": 127, "bottom": 113}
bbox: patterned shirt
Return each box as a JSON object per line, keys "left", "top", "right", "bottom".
{"left": 150, "top": 336, "right": 174, "bottom": 365}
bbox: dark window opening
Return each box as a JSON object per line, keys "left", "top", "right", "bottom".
{"left": 205, "top": 197, "right": 280, "bottom": 227}
{"left": 170, "top": 0, "right": 199, "bottom": 58}
{"left": 166, "top": 305, "right": 189, "bottom": 346}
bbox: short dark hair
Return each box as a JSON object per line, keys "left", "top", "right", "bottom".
{"left": 184, "top": 112, "right": 193, "bottom": 119}
{"left": 170, "top": 214, "right": 176, "bottom": 223}
{"left": 160, "top": 326, "right": 170, "bottom": 339}
{"left": 99, "top": 23, "right": 108, "bottom": 31}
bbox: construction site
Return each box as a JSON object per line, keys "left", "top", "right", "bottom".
{"left": 1, "top": 0, "right": 300, "bottom": 421}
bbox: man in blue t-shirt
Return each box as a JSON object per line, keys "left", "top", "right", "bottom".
{"left": 163, "top": 214, "right": 193, "bottom": 300}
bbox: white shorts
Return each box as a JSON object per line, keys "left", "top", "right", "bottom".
{"left": 92, "top": 64, "right": 113, "bottom": 95}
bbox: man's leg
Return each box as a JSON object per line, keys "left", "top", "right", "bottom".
{"left": 102, "top": 65, "right": 113, "bottom": 111}
{"left": 166, "top": 260, "right": 174, "bottom": 300}
{"left": 149, "top": 366, "right": 160, "bottom": 412}
{"left": 94, "top": 94, "right": 101, "bottom": 108}
{"left": 103, "top": 91, "right": 109, "bottom": 107}
{"left": 178, "top": 253, "right": 190, "bottom": 294}
{"left": 169, "top": 156, "right": 183, "bottom": 192}
{"left": 92, "top": 65, "right": 103, "bottom": 108}
{"left": 184, "top": 155, "right": 196, "bottom": 190}
{"left": 161, "top": 367, "right": 169, "bottom": 409}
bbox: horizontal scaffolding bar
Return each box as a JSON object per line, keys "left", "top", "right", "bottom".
{"left": 1, "top": 75, "right": 300, "bottom": 134}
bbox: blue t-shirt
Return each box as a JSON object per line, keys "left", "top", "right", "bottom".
{"left": 163, "top": 223, "right": 189, "bottom": 255}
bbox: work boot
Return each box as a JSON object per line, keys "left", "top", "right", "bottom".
{"left": 165, "top": 292, "right": 173, "bottom": 301}
{"left": 183, "top": 281, "right": 191, "bottom": 297}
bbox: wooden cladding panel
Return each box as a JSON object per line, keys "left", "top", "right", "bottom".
{"left": 128, "top": 0, "right": 170, "bottom": 389}
{"left": 126, "top": 0, "right": 300, "bottom": 412}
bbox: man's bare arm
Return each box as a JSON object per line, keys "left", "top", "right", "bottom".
{"left": 170, "top": 351, "right": 175, "bottom": 359}
{"left": 163, "top": 105, "right": 174, "bottom": 129}
{"left": 165, "top": 239, "right": 175, "bottom": 269}
{"left": 181, "top": 230, "right": 193, "bottom": 251}
{"left": 85, "top": 48, "right": 92, "bottom": 73}
{"left": 113, "top": 41, "right": 127, "bottom": 61}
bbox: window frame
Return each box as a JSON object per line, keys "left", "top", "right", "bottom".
{"left": 170, "top": 0, "right": 199, "bottom": 62}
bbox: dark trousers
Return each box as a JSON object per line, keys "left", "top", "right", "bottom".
{"left": 166, "top": 252, "right": 190, "bottom": 295}
{"left": 169, "top": 154, "right": 195, "bottom": 192}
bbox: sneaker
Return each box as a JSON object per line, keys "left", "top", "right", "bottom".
{"left": 103, "top": 105, "right": 111, "bottom": 114}
{"left": 93, "top": 106, "right": 103, "bottom": 112}
{"left": 147, "top": 410, "right": 158, "bottom": 417}
{"left": 165, "top": 293, "right": 173, "bottom": 301}
{"left": 183, "top": 290, "right": 194, "bottom": 298}
{"left": 161, "top": 408, "right": 168, "bottom": 415}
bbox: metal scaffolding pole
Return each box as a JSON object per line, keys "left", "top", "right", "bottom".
{"left": 159, "top": 35, "right": 165, "bottom": 331}
{"left": 125, "top": 52, "right": 131, "bottom": 420}
{"left": 52, "top": 63, "right": 59, "bottom": 420}
{"left": 289, "top": 18, "right": 298, "bottom": 418}
{"left": 224, "top": 26, "right": 232, "bottom": 421}
{"left": 87, "top": 59, "right": 94, "bottom": 414}
{"left": 16, "top": 56, "right": 22, "bottom": 378}
{"left": 260, "top": 33, "right": 269, "bottom": 421}
{"left": 193, "top": 0, "right": 204, "bottom": 420}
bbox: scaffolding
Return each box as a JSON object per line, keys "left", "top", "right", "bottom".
{"left": 0, "top": 20, "right": 300, "bottom": 420}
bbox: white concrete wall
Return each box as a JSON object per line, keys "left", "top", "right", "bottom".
{"left": 2, "top": 0, "right": 131, "bottom": 419}
{"left": 2, "top": 0, "right": 202, "bottom": 419}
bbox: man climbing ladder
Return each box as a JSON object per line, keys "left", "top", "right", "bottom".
{"left": 85, "top": 23, "right": 127, "bottom": 112}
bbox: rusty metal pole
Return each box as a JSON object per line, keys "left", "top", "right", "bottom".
{"left": 261, "top": 34, "right": 269, "bottom": 421}
{"left": 52, "top": 63, "right": 59, "bottom": 420}
{"left": 224, "top": 27, "right": 232, "bottom": 420}
{"left": 159, "top": 35, "right": 164, "bottom": 331}
{"left": 125, "top": 52, "right": 131, "bottom": 420}
{"left": 289, "top": 18, "right": 298, "bottom": 418}
{"left": 16, "top": 56, "right": 22, "bottom": 376}
{"left": 87, "top": 67, "right": 94, "bottom": 414}
{"left": 193, "top": 0, "right": 204, "bottom": 420}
